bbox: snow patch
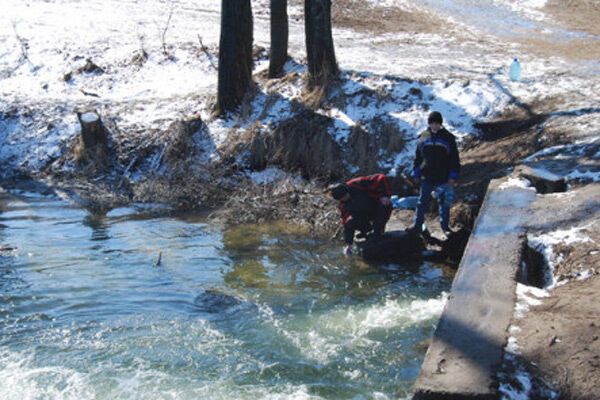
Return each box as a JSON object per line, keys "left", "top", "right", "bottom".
{"left": 500, "top": 282, "right": 556, "bottom": 400}
{"left": 498, "top": 177, "right": 535, "bottom": 191}
{"left": 514, "top": 282, "right": 549, "bottom": 318}
{"left": 365, "top": 0, "right": 413, "bottom": 9}
{"left": 494, "top": 0, "right": 548, "bottom": 21}
{"left": 576, "top": 269, "right": 594, "bottom": 281}
{"left": 566, "top": 168, "right": 600, "bottom": 183}
{"left": 248, "top": 167, "right": 287, "bottom": 185}
{"left": 528, "top": 225, "right": 595, "bottom": 288}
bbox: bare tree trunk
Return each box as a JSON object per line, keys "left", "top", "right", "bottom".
{"left": 268, "top": 0, "right": 288, "bottom": 78}
{"left": 216, "top": 0, "right": 253, "bottom": 115}
{"left": 305, "top": 0, "right": 338, "bottom": 88}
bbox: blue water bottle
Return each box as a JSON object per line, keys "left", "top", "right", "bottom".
{"left": 510, "top": 58, "right": 521, "bottom": 82}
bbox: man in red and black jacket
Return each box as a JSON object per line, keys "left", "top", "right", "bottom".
{"left": 328, "top": 174, "right": 392, "bottom": 255}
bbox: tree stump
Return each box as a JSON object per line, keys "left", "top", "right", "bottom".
{"left": 76, "top": 110, "right": 108, "bottom": 166}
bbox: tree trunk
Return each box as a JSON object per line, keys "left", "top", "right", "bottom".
{"left": 268, "top": 0, "right": 288, "bottom": 78}
{"left": 76, "top": 110, "right": 108, "bottom": 165}
{"left": 305, "top": 0, "right": 338, "bottom": 88}
{"left": 216, "top": 0, "right": 253, "bottom": 115}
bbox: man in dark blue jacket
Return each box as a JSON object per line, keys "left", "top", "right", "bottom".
{"left": 411, "top": 111, "right": 460, "bottom": 237}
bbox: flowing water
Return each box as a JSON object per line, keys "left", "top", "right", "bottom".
{"left": 0, "top": 189, "right": 451, "bottom": 400}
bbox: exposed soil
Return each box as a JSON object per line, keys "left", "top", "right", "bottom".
{"left": 330, "top": 0, "right": 444, "bottom": 35}
{"left": 288, "top": 0, "right": 446, "bottom": 35}
{"left": 546, "top": 0, "right": 600, "bottom": 37}
{"left": 504, "top": 183, "right": 600, "bottom": 398}
{"left": 501, "top": 0, "right": 600, "bottom": 61}
{"left": 517, "top": 276, "right": 600, "bottom": 399}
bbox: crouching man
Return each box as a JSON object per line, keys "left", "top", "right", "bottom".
{"left": 328, "top": 174, "right": 392, "bottom": 255}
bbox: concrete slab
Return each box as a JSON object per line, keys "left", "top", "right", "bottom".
{"left": 412, "top": 179, "right": 537, "bottom": 399}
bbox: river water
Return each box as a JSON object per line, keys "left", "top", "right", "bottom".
{"left": 0, "top": 189, "right": 451, "bottom": 400}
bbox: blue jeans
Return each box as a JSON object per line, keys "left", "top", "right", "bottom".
{"left": 413, "top": 181, "right": 454, "bottom": 232}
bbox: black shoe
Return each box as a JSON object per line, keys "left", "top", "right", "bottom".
{"left": 369, "top": 231, "right": 382, "bottom": 242}
{"left": 407, "top": 225, "right": 428, "bottom": 237}
{"left": 407, "top": 226, "right": 419, "bottom": 234}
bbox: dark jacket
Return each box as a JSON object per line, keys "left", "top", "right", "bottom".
{"left": 413, "top": 127, "right": 460, "bottom": 185}
{"left": 338, "top": 174, "right": 392, "bottom": 244}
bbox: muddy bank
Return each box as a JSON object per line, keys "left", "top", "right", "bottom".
{"left": 509, "top": 183, "right": 600, "bottom": 398}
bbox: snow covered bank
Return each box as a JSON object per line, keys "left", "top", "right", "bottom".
{"left": 2, "top": 0, "right": 598, "bottom": 184}
{"left": 528, "top": 224, "right": 596, "bottom": 288}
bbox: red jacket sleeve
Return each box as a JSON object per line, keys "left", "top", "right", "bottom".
{"left": 346, "top": 174, "right": 391, "bottom": 200}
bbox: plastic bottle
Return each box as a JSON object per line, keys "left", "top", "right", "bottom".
{"left": 390, "top": 195, "right": 418, "bottom": 209}
{"left": 509, "top": 58, "right": 521, "bottom": 82}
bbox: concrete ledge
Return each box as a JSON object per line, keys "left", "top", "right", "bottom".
{"left": 516, "top": 164, "right": 567, "bottom": 193}
{"left": 412, "top": 179, "right": 537, "bottom": 399}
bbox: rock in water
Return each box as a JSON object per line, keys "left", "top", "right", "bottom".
{"left": 193, "top": 289, "right": 242, "bottom": 314}
{"left": 359, "top": 230, "right": 425, "bottom": 262}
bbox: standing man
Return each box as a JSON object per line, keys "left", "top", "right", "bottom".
{"left": 328, "top": 174, "right": 392, "bottom": 255}
{"left": 411, "top": 111, "right": 460, "bottom": 237}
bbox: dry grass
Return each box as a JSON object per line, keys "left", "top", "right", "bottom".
{"left": 209, "top": 178, "right": 340, "bottom": 236}
{"left": 300, "top": 84, "right": 327, "bottom": 109}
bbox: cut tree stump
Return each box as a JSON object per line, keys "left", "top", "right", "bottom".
{"left": 76, "top": 110, "right": 109, "bottom": 166}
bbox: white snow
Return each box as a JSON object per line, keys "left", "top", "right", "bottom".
{"left": 566, "top": 168, "right": 600, "bottom": 183}
{"left": 523, "top": 136, "right": 600, "bottom": 183}
{"left": 249, "top": 166, "right": 288, "bottom": 185}
{"left": 494, "top": 0, "right": 548, "bottom": 21}
{"left": 498, "top": 177, "right": 535, "bottom": 191}
{"left": 500, "top": 282, "right": 554, "bottom": 400}
{"left": 528, "top": 224, "right": 595, "bottom": 288}
{"left": 514, "top": 282, "right": 550, "bottom": 318}
{"left": 576, "top": 269, "right": 594, "bottom": 281}
{"left": 80, "top": 112, "right": 98, "bottom": 123}
{"left": 366, "top": 0, "right": 413, "bottom": 9}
